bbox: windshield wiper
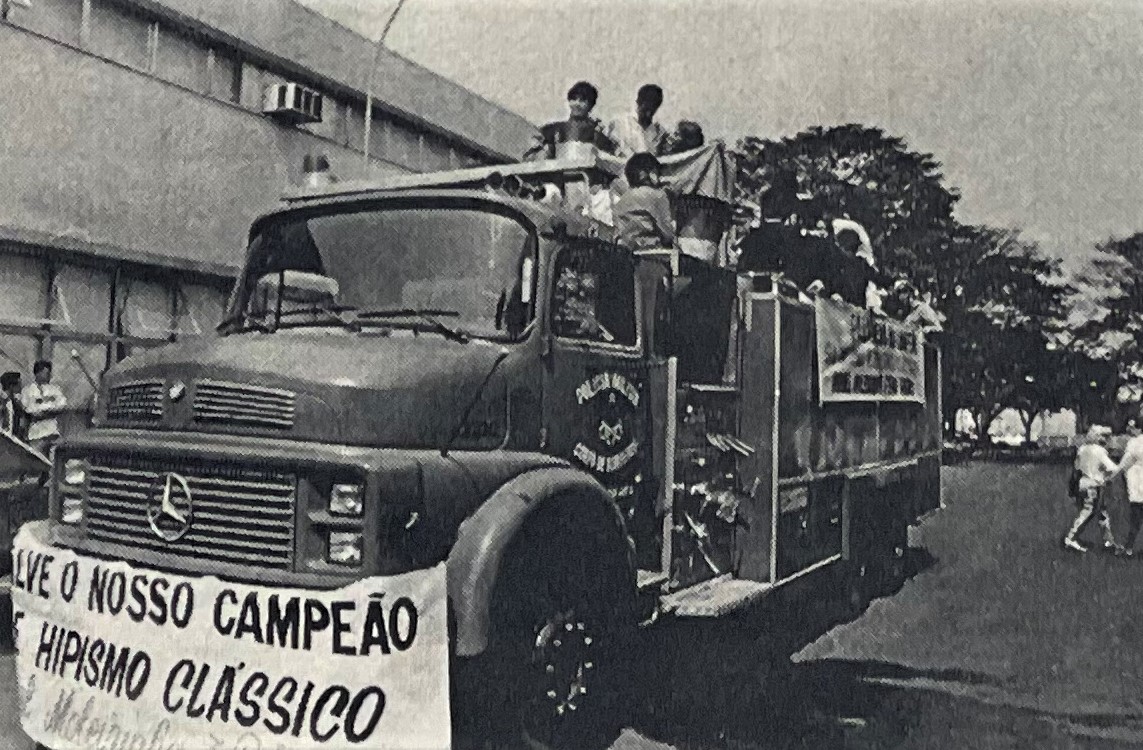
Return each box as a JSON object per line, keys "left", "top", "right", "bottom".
{"left": 355, "top": 309, "right": 469, "bottom": 344}
{"left": 218, "top": 305, "right": 361, "bottom": 334}
{"left": 273, "top": 305, "right": 361, "bottom": 332}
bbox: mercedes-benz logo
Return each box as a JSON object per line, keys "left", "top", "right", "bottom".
{"left": 146, "top": 472, "right": 193, "bottom": 541}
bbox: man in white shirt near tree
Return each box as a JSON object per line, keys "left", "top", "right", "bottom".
{"left": 21, "top": 359, "right": 67, "bottom": 457}
{"left": 1115, "top": 417, "right": 1143, "bottom": 557}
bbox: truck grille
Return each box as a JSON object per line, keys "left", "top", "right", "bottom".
{"left": 193, "top": 380, "right": 296, "bottom": 430}
{"left": 106, "top": 381, "right": 164, "bottom": 422}
{"left": 84, "top": 456, "right": 296, "bottom": 570}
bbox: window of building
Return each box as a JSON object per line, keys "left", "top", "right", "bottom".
{"left": 209, "top": 48, "right": 242, "bottom": 103}
{"left": 0, "top": 335, "right": 40, "bottom": 383}
{"left": 383, "top": 120, "right": 420, "bottom": 169}
{"left": 345, "top": 102, "right": 365, "bottom": 151}
{"left": 115, "top": 275, "right": 173, "bottom": 340}
{"left": 88, "top": 0, "right": 152, "bottom": 72}
{"left": 175, "top": 283, "right": 227, "bottom": 337}
{"left": 50, "top": 264, "right": 112, "bottom": 334}
{"left": 52, "top": 341, "right": 106, "bottom": 414}
{"left": 6, "top": 0, "right": 82, "bottom": 46}
{"left": 0, "top": 254, "right": 47, "bottom": 325}
{"left": 423, "top": 134, "right": 454, "bottom": 172}
{"left": 154, "top": 24, "right": 208, "bottom": 93}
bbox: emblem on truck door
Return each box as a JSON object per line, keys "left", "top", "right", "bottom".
{"left": 573, "top": 371, "right": 642, "bottom": 474}
{"left": 146, "top": 472, "right": 194, "bottom": 541}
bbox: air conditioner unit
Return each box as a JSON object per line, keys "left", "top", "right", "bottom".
{"left": 262, "top": 83, "right": 323, "bottom": 125}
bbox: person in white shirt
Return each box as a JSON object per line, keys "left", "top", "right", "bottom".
{"left": 21, "top": 359, "right": 67, "bottom": 457}
{"left": 1115, "top": 417, "right": 1143, "bottom": 557}
{"left": 606, "top": 84, "right": 669, "bottom": 158}
{"left": 1063, "top": 424, "right": 1121, "bottom": 553}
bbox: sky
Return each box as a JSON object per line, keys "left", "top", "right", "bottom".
{"left": 297, "top": 0, "right": 1143, "bottom": 270}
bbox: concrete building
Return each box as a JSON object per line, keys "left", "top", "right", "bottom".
{"left": 0, "top": 0, "right": 536, "bottom": 432}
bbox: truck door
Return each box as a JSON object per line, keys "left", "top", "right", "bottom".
{"left": 543, "top": 240, "right": 664, "bottom": 569}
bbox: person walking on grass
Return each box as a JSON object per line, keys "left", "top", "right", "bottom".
{"left": 1063, "top": 424, "right": 1122, "bottom": 553}
{"left": 1114, "top": 417, "right": 1143, "bottom": 557}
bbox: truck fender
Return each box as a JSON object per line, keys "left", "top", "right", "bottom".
{"left": 447, "top": 466, "right": 635, "bottom": 657}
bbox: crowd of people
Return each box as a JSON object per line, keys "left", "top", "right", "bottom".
{"left": 1064, "top": 419, "right": 1143, "bottom": 556}
{"left": 0, "top": 359, "right": 66, "bottom": 458}
{"left": 524, "top": 81, "right": 704, "bottom": 162}
{"left": 525, "top": 79, "right": 944, "bottom": 330}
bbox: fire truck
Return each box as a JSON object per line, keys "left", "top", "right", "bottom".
{"left": 18, "top": 144, "right": 941, "bottom": 749}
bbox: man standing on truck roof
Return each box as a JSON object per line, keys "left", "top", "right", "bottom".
{"left": 607, "top": 84, "right": 669, "bottom": 157}
{"left": 525, "top": 80, "right": 616, "bottom": 160}
{"left": 21, "top": 359, "right": 66, "bottom": 457}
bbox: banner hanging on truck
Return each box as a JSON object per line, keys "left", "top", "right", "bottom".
{"left": 815, "top": 296, "right": 925, "bottom": 404}
{"left": 10, "top": 521, "right": 451, "bottom": 750}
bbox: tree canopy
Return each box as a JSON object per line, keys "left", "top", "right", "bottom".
{"left": 735, "top": 124, "right": 1087, "bottom": 441}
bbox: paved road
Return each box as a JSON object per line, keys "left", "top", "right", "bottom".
{"left": 6, "top": 463, "right": 1143, "bottom": 749}
{"left": 610, "top": 462, "right": 1143, "bottom": 749}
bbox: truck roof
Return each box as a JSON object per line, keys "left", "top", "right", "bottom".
{"left": 259, "top": 187, "right": 613, "bottom": 245}
{"left": 281, "top": 154, "right": 624, "bottom": 204}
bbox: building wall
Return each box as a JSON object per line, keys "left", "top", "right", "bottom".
{"left": 0, "top": 0, "right": 537, "bottom": 430}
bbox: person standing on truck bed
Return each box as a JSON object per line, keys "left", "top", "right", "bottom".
{"left": 21, "top": 359, "right": 66, "bottom": 457}
{"left": 0, "top": 370, "right": 27, "bottom": 440}
{"left": 525, "top": 80, "right": 616, "bottom": 160}
{"left": 607, "top": 84, "right": 669, "bottom": 157}
{"left": 614, "top": 152, "right": 676, "bottom": 253}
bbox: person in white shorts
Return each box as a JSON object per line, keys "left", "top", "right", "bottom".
{"left": 1063, "top": 424, "right": 1121, "bottom": 553}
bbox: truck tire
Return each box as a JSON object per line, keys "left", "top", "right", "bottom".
{"left": 486, "top": 516, "right": 632, "bottom": 750}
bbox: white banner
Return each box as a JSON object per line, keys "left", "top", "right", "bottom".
{"left": 815, "top": 296, "right": 925, "bottom": 404}
{"left": 10, "top": 521, "right": 451, "bottom": 750}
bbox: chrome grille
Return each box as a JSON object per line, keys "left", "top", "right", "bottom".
{"left": 193, "top": 380, "right": 296, "bottom": 429}
{"left": 106, "top": 380, "right": 164, "bottom": 422}
{"left": 84, "top": 456, "right": 296, "bottom": 569}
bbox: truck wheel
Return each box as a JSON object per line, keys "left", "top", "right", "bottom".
{"left": 490, "top": 534, "right": 631, "bottom": 749}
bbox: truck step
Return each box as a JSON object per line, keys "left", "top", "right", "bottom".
{"left": 661, "top": 575, "right": 773, "bottom": 617}
{"left": 637, "top": 569, "right": 669, "bottom": 592}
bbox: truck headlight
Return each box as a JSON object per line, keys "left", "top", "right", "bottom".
{"left": 328, "top": 531, "right": 362, "bottom": 565}
{"left": 62, "top": 458, "right": 87, "bottom": 486}
{"left": 61, "top": 495, "right": 84, "bottom": 525}
{"left": 329, "top": 482, "right": 364, "bottom": 516}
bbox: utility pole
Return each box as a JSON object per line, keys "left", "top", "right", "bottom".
{"left": 362, "top": 0, "right": 410, "bottom": 173}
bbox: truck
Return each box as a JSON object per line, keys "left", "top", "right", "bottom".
{"left": 11, "top": 145, "right": 942, "bottom": 750}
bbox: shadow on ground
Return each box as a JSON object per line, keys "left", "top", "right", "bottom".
{"left": 621, "top": 546, "right": 942, "bottom": 749}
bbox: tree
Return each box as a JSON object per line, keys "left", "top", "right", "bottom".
{"left": 736, "top": 124, "right": 959, "bottom": 288}
{"left": 935, "top": 225, "right": 1072, "bottom": 442}
{"left": 735, "top": 124, "right": 1074, "bottom": 442}
{"left": 1061, "top": 232, "right": 1143, "bottom": 426}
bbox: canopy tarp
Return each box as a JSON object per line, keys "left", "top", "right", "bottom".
{"left": 600, "top": 142, "right": 738, "bottom": 205}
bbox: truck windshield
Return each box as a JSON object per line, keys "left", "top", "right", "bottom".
{"left": 221, "top": 205, "right": 535, "bottom": 340}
